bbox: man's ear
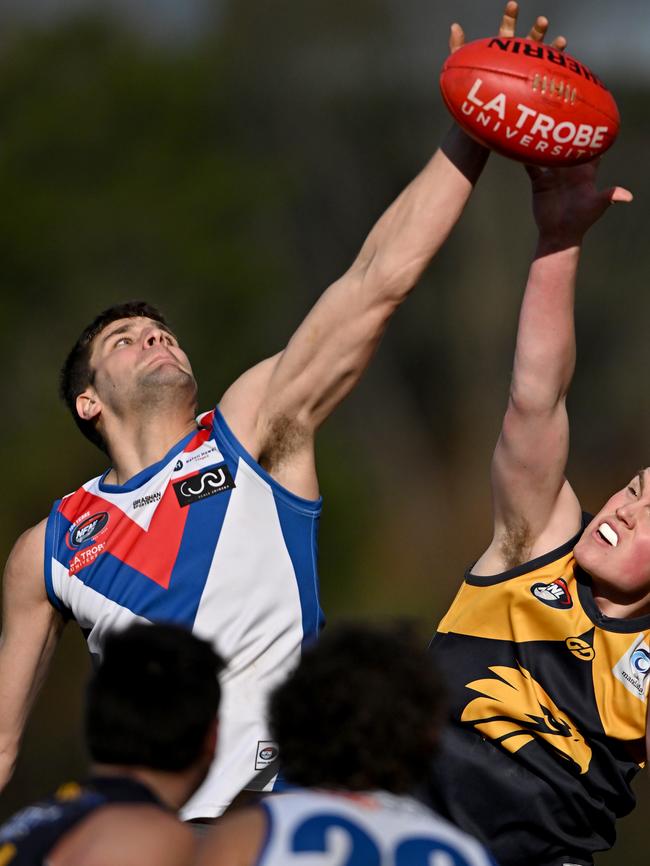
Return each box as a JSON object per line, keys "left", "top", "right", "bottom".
{"left": 76, "top": 389, "right": 101, "bottom": 423}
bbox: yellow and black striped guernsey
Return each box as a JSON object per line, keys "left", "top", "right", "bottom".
{"left": 429, "top": 518, "right": 650, "bottom": 866}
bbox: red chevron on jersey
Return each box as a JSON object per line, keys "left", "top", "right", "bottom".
{"left": 60, "top": 484, "right": 189, "bottom": 589}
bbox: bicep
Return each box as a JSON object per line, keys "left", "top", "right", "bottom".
{"left": 260, "top": 267, "right": 394, "bottom": 434}
{"left": 220, "top": 267, "right": 392, "bottom": 456}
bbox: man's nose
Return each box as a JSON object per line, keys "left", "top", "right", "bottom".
{"left": 615, "top": 503, "right": 636, "bottom": 527}
{"left": 143, "top": 327, "right": 166, "bottom": 346}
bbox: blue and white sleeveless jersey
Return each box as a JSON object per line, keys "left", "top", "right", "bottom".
{"left": 44, "top": 408, "right": 323, "bottom": 820}
{"left": 258, "top": 789, "right": 498, "bottom": 866}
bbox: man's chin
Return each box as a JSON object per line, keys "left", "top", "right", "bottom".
{"left": 137, "top": 369, "right": 197, "bottom": 403}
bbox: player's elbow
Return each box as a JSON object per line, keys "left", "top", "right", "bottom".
{"left": 508, "top": 370, "right": 569, "bottom": 418}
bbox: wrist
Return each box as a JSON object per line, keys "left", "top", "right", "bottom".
{"left": 440, "top": 124, "right": 490, "bottom": 185}
{"left": 535, "top": 234, "right": 583, "bottom": 257}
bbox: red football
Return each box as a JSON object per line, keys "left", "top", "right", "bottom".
{"left": 440, "top": 37, "right": 620, "bottom": 166}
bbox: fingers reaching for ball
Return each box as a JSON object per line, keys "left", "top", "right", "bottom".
{"left": 498, "top": 1, "right": 518, "bottom": 39}
{"left": 550, "top": 34, "right": 567, "bottom": 52}
{"left": 451, "top": 3, "right": 568, "bottom": 57}
{"left": 528, "top": 16, "right": 549, "bottom": 43}
{"left": 449, "top": 22, "right": 465, "bottom": 55}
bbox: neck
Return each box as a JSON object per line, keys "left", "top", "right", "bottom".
{"left": 590, "top": 579, "right": 650, "bottom": 619}
{"left": 103, "top": 411, "right": 198, "bottom": 485}
{"left": 90, "top": 763, "right": 196, "bottom": 811}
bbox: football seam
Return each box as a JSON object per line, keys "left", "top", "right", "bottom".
{"left": 441, "top": 63, "right": 619, "bottom": 125}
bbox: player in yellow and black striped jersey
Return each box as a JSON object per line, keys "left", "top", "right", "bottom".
{"left": 428, "top": 18, "right": 639, "bottom": 864}
{"left": 430, "top": 516, "right": 650, "bottom": 866}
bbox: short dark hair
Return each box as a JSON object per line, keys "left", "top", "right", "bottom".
{"left": 59, "top": 301, "right": 171, "bottom": 453}
{"left": 85, "top": 623, "right": 223, "bottom": 772}
{"left": 269, "top": 622, "right": 446, "bottom": 793}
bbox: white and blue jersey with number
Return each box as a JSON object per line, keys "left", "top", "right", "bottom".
{"left": 44, "top": 407, "right": 323, "bottom": 820}
{"left": 257, "top": 789, "right": 499, "bottom": 866}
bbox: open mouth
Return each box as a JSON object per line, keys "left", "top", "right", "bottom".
{"left": 597, "top": 523, "right": 618, "bottom": 547}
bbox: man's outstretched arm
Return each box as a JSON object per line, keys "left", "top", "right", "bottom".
{"left": 220, "top": 121, "right": 488, "bottom": 498}
{"left": 221, "top": 4, "right": 558, "bottom": 498}
{"left": 473, "top": 163, "right": 632, "bottom": 575}
{"left": 0, "top": 520, "right": 64, "bottom": 791}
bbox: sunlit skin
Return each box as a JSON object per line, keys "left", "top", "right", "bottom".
{"left": 87, "top": 316, "right": 197, "bottom": 413}
{"left": 75, "top": 317, "right": 199, "bottom": 484}
{"left": 574, "top": 469, "right": 650, "bottom": 617}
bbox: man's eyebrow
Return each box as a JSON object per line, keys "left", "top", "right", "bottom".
{"left": 101, "top": 323, "right": 133, "bottom": 345}
{"left": 100, "top": 321, "right": 176, "bottom": 345}
{"left": 637, "top": 469, "right": 646, "bottom": 495}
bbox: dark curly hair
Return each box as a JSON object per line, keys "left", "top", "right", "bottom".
{"left": 59, "top": 300, "right": 172, "bottom": 453}
{"left": 269, "top": 622, "right": 446, "bottom": 793}
{"left": 86, "top": 623, "right": 223, "bottom": 772}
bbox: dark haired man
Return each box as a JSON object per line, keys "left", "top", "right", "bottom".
{"left": 0, "top": 2, "right": 557, "bottom": 823}
{"left": 0, "top": 623, "right": 222, "bottom": 866}
{"left": 428, "top": 118, "right": 637, "bottom": 866}
{"left": 197, "top": 623, "right": 497, "bottom": 866}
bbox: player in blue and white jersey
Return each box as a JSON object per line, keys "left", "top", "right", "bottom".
{"left": 196, "top": 623, "right": 498, "bottom": 866}
{"left": 0, "top": 2, "right": 556, "bottom": 823}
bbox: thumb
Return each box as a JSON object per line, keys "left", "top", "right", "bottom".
{"left": 606, "top": 186, "right": 633, "bottom": 204}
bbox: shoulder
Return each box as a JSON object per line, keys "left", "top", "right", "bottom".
{"left": 49, "top": 804, "right": 195, "bottom": 866}
{"left": 219, "top": 355, "right": 282, "bottom": 448}
{"left": 8, "top": 518, "right": 47, "bottom": 565}
{"left": 195, "top": 806, "right": 268, "bottom": 866}
{"left": 3, "top": 518, "right": 48, "bottom": 603}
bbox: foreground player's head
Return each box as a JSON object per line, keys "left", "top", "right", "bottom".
{"left": 86, "top": 623, "right": 223, "bottom": 803}
{"left": 60, "top": 301, "right": 197, "bottom": 454}
{"left": 270, "top": 622, "right": 446, "bottom": 794}
{"left": 574, "top": 467, "right": 650, "bottom": 613}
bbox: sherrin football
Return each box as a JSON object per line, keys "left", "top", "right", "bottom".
{"left": 440, "top": 37, "right": 620, "bottom": 166}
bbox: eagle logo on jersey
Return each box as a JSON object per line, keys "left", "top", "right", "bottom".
{"left": 461, "top": 664, "right": 592, "bottom": 774}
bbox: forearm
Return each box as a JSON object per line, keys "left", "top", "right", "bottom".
{"left": 355, "top": 126, "right": 488, "bottom": 303}
{"left": 510, "top": 240, "right": 581, "bottom": 413}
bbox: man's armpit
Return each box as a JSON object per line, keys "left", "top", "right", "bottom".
{"left": 258, "top": 414, "right": 311, "bottom": 474}
{"left": 500, "top": 516, "right": 534, "bottom": 570}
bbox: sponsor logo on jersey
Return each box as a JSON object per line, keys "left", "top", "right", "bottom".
{"left": 530, "top": 577, "right": 572, "bottom": 609}
{"left": 255, "top": 740, "right": 279, "bottom": 770}
{"left": 613, "top": 636, "right": 650, "bottom": 701}
{"left": 67, "top": 511, "right": 110, "bottom": 549}
{"left": 461, "top": 664, "right": 592, "bottom": 774}
{"left": 69, "top": 543, "right": 106, "bottom": 575}
{"left": 132, "top": 491, "right": 162, "bottom": 509}
{"left": 173, "top": 464, "right": 235, "bottom": 507}
{"left": 173, "top": 445, "right": 221, "bottom": 475}
{"left": 565, "top": 637, "right": 595, "bottom": 662}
